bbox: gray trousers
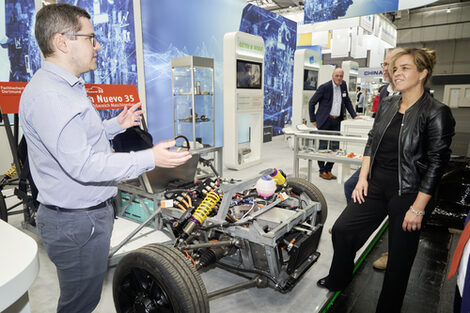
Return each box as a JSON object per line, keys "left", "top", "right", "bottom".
{"left": 36, "top": 204, "right": 114, "bottom": 313}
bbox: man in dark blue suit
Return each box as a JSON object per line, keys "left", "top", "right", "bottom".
{"left": 309, "top": 67, "right": 359, "bottom": 180}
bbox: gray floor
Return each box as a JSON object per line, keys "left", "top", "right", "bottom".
{"left": 7, "top": 135, "right": 357, "bottom": 313}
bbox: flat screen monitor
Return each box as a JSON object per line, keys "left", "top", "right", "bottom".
{"left": 303, "top": 69, "right": 318, "bottom": 90}
{"left": 237, "top": 60, "right": 262, "bottom": 89}
{"left": 349, "top": 76, "right": 357, "bottom": 92}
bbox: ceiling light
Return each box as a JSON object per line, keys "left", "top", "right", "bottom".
{"left": 446, "top": 8, "right": 451, "bottom": 13}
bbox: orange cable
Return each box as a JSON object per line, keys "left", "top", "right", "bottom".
{"left": 183, "top": 250, "right": 196, "bottom": 268}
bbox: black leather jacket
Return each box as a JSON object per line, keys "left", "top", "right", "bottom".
{"left": 364, "top": 92, "right": 455, "bottom": 198}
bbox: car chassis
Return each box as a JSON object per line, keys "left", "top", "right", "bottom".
{"left": 113, "top": 169, "right": 327, "bottom": 313}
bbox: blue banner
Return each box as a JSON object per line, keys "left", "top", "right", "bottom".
{"left": 240, "top": 4, "right": 297, "bottom": 136}
{"left": 1, "top": 0, "right": 41, "bottom": 82}
{"left": 304, "top": 0, "right": 398, "bottom": 23}
{"left": 140, "top": 0, "right": 246, "bottom": 144}
{"left": 60, "top": 0, "right": 138, "bottom": 119}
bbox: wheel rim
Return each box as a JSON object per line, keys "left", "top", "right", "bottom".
{"left": 117, "top": 267, "right": 175, "bottom": 313}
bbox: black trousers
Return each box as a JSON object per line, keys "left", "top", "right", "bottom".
{"left": 328, "top": 166, "right": 423, "bottom": 313}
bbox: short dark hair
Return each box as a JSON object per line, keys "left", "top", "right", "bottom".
{"left": 35, "top": 3, "right": 90, "bottom": 57}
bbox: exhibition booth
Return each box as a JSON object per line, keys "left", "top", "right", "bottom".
{"left": 0, "top": 0, "right": 467, "bottom": 312}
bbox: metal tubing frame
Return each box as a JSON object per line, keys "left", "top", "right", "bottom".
{"left": 179, "top": 239, "right": 237, "bottom": 250}
{"left": 2, "top": 114, "right": 22, "bottom": 178}
{"left": 207, "top": 276, "right": 259, "bottom": 300}
{"left": 108, "top": 206, "right": 162, "bottom": 258}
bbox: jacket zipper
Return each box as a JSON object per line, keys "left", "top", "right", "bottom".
{"left": 397, "top": 111, "right": 406, "bottom": 196}
{"left": 369, "top": 108, "right": 397, "bottom": 180}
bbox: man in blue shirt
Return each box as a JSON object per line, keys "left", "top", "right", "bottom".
{"left": 19, "top": 4, "right": 191, "bottom": 313}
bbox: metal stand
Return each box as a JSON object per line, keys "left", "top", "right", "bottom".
{"left": 0, "top": 113, "right": 35, "bottom": 226}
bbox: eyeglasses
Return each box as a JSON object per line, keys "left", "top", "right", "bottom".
{"left": 62, "top": 32, "right": 97, "bottom": 47}
{"left": 380, "top": 62, "right": 389, "bottom": 68}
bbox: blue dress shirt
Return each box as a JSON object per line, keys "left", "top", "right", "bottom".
{"left": 19, "top": 61, "right": 155, "bottom": 208}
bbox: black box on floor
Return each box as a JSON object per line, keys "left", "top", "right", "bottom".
{"left": 263, "top": 126, "right": 273, "bottom": 143}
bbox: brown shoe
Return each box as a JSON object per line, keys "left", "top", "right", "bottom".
{"left": 319, "top": 172, "right": 331, "bottom": 180}
{"left": 373, "top": 252, "right": 388, "bottom": 270}
{"left": 328, "top": 172, "right": 337, "bottom": 180}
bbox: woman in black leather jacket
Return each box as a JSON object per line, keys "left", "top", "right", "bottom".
{"left": 317, "top": 48, "right": 455, "bottom": 313}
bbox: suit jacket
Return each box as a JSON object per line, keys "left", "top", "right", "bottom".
{"left": 308, "top": 80, "right": 356, "bottom": 129}
{"left": 378, "top": 83, "right": 390, "bottom": 104}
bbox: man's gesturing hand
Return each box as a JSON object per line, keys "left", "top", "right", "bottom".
{"left": 117, "top": 102, "right": 143, "bottom": 129}
{"left": 152, "top": 139, "right": 192, "bottom": 168}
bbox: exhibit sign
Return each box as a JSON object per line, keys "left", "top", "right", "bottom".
{"left": 0, "top": 82, "right": 140, "bottom": 114}
{"left": 0, "top": 82, "right": 26, "bottom": 114}
{"left": 85, "top": 84, "right": 141, "bottom": 110}
{"left": 236, "top": 37, "right": 265, "bottom": 59}
{"left": 358, "top": 67, "right": 383, "bottom": 79}
{"left": 304, "top": 0, "right": 439, "bottom": 23}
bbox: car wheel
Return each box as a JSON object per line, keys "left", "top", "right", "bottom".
{"left": 113, "top": 243, "right": 209, "bottom": 313}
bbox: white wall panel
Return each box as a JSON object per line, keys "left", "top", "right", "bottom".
{"left": 311, "top": 31, "right": 329, "bottom": 46}
{"left": 331, "top": 29, "right": 350, "bottom": 58}
{"left": 351, "top": 28, "right": 367, "bottom": 59}
{"left": 369, "top": 41, "right": 384, "bottom": 68}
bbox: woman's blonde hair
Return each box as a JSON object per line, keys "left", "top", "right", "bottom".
{"left": 389, "top": 48, "right": 437, "bottom": 86}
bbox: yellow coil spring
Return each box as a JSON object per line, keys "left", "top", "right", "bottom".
{"left": 192, "top": 190, "right": 220, "bottom": 224}
{"left": 5, "top": 165, "right": 17, "bottom": 178}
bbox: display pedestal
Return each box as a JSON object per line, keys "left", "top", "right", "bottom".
{"left": 292, "top": 49, "right": 321, "bottom": 126}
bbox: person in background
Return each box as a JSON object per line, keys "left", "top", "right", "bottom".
{"left": 318, "top": 47, "right": 455, "bottom": 313}
{"left": 371, "top": 85, "right": 386, "bottom": 118}
{"left": 356, "top": 86, "right": 364, "bottom": 113}
{"left": 448, "top": 210, "right": 470, "bottom": 313}
{"left": 309, "top": 67, "right": 360, "bottom": 180}
{"left": 19, "top": 4, "right": 192, "bottom": 313}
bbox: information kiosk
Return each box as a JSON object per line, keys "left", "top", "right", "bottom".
{"left": 223, "top": 31, "right": 265, "bottom": 170}
{"left": 292, "top": 49, "right": 321, "bottom": 126}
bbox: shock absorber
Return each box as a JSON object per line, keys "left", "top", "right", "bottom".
{"left": 182, "top": 190, "right": 220, "bottom": 237}
{"left": 1, "top": 165, "right": 17, "bottom": 186}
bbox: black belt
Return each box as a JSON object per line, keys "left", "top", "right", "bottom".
{"left": 42, "top": 198, "right": 113, "bottom": 213}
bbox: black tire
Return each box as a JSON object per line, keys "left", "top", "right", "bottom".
{"left": 0, "top": 192, "right": 7, "bottom": 222}
{"left": 113, "top": 243, "right": 209, "bottom": 313}
{"left": 287, "top": 177, "right": 328, "bottom": 225}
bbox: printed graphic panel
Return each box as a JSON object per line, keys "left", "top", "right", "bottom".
{"left": 304, "top": 0, "right": 398, "bottom": 23}
{"left": 1, "top": 0, "right": 41, "bottom": 83}
{"left": 304, "top": 0, "right": 438, "bottom": 23}
{"left": 240, "top": 4, "right": 297, "bottom": 136}
{"left": 60, "top": 0, "right": 138, "bottom": 120}
{"left": 140, "top": 0, "right": 246, "bottom": 144}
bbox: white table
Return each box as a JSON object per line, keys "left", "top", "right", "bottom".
{"left": 286, "top": 127, "right": 368, "bottom": 183}
{"left": 0, "top": 220, "right": 39, "bottom": 313}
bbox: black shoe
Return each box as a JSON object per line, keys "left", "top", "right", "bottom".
{"left": 317, "top": 276, "right": 329, "bottom": 289}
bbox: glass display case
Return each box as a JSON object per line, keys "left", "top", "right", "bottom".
{"left": 171, "top": 56, "right": 215, "bottom": 148}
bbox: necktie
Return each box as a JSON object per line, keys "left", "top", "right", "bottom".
{"left": 448, "top": 221, "right": 470, "bottom": 279}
